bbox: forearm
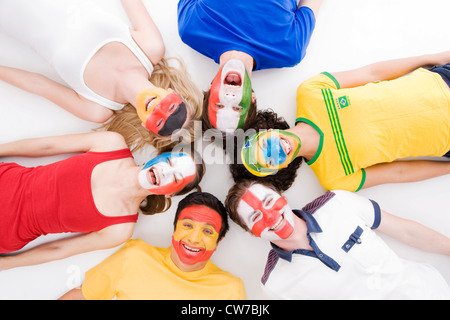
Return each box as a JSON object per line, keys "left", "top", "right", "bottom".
{"left": 366, "top": 53, "right": 444, "bottom": 82}
{"left": 120, "top": 0, "right": 165, "bottom": 64}
{"left": 378, "top": 211, "right": 450, "bottom": 256}
{"left": 0, "top": 239, "right": 77, "bottom": 271}
{"left": 334, "top": 51, "right": 450, "bottom": 88}
{"left": 59, "top": 288, "right": 86, "bottom": 300}
{"left": 363, "top": 160, "right": 450, "bottom": 189}
{"left": 121, "top": 0, "right": 160, "bottom": 32}
{"left": 0, "top": 132, "right": 127, "bottom": 158}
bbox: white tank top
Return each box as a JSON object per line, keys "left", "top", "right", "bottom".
{"left": 0, "top": 0, "right": 155, "bottom": 110}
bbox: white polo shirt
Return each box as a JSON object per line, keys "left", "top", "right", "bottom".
{"left": 261, "top": 190, "right": 450, "bottom": 300}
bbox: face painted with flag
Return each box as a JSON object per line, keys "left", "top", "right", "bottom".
{"left": 138, "top": 152, "right": 196, "bottom": 195}
{"left": 237, "top": 184, "right": 294, "bottom": 241}
{"left": 208, "top": 59, "right": 253, "bottom": 135}
{"left": 172, "top": 205, "right": 222, "bottom": 265}
{"left": 241, "top": 129, "right": 301, "bottom": 177}
{"left": 136, "top": 87, "right": 188, "bottom": 136}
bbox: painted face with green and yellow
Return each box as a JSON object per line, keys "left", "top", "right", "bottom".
{"left": 241, "top": 130, "right": 301, "bottom": 177}
{"left": 208, "top": 59, "right": 253, "bottom": 135}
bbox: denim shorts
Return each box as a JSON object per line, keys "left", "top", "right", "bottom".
{"left": 430, "top": 63, "right": 450, "bottom": 157}
{"left": 430, "top": 63, "right": 450, "bottom": 87}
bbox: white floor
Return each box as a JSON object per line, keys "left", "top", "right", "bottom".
{"left": 0, "top": 0, "right": 449, "bottom": 300}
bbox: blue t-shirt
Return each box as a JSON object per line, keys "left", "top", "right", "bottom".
{"left": 177, "top": 0, "right": 316, "bottom": 71}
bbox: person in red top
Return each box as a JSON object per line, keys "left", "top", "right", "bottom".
{"left": 0, "top": 131, "right": 204, "bottom": 270}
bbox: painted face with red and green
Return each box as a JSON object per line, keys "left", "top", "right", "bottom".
{"left": 237, "top": 184, "right": 294, "bottom": 241}
{"left": 208, "top": 59, "right": 252, "bottom": 135}
{"left": 172, "top": 205, "right": 222, "bottom": 265}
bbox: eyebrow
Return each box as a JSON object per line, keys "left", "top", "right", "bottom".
{"left": 181, "top": 218, "right": 219, "bottom": 230}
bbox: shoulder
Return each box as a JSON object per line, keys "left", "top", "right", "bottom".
{"left": 89, "top": 131, "right": 128, "bottom": 152}
{"left": 297, "top": 72, "right": 341, "bottom": 96}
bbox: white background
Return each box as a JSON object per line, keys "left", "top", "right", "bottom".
{"left": 0, "top": 0, "right": 449, "bottom": 300}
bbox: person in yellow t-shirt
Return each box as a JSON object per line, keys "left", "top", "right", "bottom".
{"left": 59, "top": 192, "right": 246, "bottom": 300}
{"left": 239, "top": 51, "right": 450, "bottom": 191}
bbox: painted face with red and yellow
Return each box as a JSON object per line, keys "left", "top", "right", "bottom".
{"left": 208, "top": 59, "right": 252, "bottom": 135}
{"left": 237, "top": 184, "right": 294, "bottom": 241}
{"left": 172, "top": 205, "right": 222, "bottom": 266}
{"left": 136, "top": 87, "right": 188, "bottom": 136}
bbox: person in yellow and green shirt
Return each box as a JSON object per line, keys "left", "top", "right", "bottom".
{"left": 59, "top": 192, "right": 246, "bottom": 300}
{"left": 240, "top": 51, "right": 450, "bottom": 191}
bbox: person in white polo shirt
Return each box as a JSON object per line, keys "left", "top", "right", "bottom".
{"left": 225, "top": 180, "right": 450, "bottom": 299}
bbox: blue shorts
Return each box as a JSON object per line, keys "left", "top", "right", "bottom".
{"left": 430, "top": 63, "right": 450, "bottom": 87}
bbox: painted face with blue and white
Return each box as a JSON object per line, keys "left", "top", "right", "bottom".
{"left": 138, "top": 153, "right": 196, "bottom": 195}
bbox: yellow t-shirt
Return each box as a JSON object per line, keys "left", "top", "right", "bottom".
{"left": 296, "top": 69, "right": 450, "bottom": 191}
{"left": 81, "top": 239, "right": 246, "bottom": 300}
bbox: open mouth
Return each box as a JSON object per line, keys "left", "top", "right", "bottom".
{"left": 224, "top": 72, "right": 242, "bottom": 87}
{"left": 280, "top": 137, "right": 293, "bottom": 156}
{"left": 269, "top": 214, "right": 285, "bottom": 232}
{"left": 182, "top": 242, "right": 202, "bottom": 253}
{"left": 147, "top": 167, "right": 160, "bottom": 186}
{"left": 145, "top": 97, "right": 157, "bottom": 112}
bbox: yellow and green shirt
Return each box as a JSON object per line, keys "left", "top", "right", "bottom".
{"left": 82, "top": 239, "right": 246, "bottom": 300}
{"left": 296, "top": 68, "right": 450, "bottom": 191}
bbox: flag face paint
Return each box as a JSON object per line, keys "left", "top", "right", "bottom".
{"left": 237, "top": 184, "right": 294, "bottom": 241}
{"left": 138, "top": 153, "right": 196, "bottom": 195}
{"left": 241, "top": 130, "right": 301, "bottom": 177}
{"left": 136, "top": 88, "right": 187, "bottom": 136}
{"left": 172, "top": 205, "right": 222, "bottom": 265}
{"left": 208, "top": 59, "right": 252, "bottom": 135}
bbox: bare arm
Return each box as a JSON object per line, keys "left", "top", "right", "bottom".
{"left": 298, "top": 0, "right": 323, "bottom": 18}
{"left": 362, "top": 160, "right": 450, "bottom": 189}
{"left": 121, "top": 0, "right": 165, "bottom": 65}
{"left": 0, "top": 65, "right": 113, "bottom": 123}
{"left": 0, "top": 223, "right": 133, "bottom": 271}
{"left": 59, "top": 287, "right": 86, "bottom": 300}
{"left": 331, "top": 51, "right": 450, "bottom": 89}
{"left": 0, "top": 131, "right": 128, "bottom": 158}
{"left": 377, "top": 210, "right": 450, "bottom": 256}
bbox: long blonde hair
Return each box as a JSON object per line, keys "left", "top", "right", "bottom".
{"left": 101, "top": 57, "right": 203, "bottom": 152}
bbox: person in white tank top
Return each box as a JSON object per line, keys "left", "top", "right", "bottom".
{"left": 0, "top": 0, "right": 201, "bottom": 151}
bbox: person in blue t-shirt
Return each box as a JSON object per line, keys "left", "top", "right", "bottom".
{"left": 177, "top": 0, "right": 322, "bottom": 135}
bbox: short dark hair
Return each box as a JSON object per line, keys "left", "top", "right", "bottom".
{"left": 174, "top": 192, "right": 229, "bottom": 241}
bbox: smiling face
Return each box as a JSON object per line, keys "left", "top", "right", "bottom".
{"left": 236, "top": 184, "right": 294, "bottom": 241}
{"left": 138, "top": 153, "right": 196, "bottom": 195}
{"left": 241, "top": 130, "right": 301, "bottom": 177}
{"left": 208, "top": 59, "right": 253, "bottom": 135}
{"left": 136, "top": 87, "right": 188, "bottom": 136}
{"left": 172, "top": 205, "right": 222, "bottom": 266}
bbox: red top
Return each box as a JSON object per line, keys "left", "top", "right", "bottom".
{"left": 0, "top": 149, "right": 138, "bottom": 253}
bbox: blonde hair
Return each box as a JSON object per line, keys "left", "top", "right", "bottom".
{"left": 101, "top": 57, "right": 202, "bottom": 152}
